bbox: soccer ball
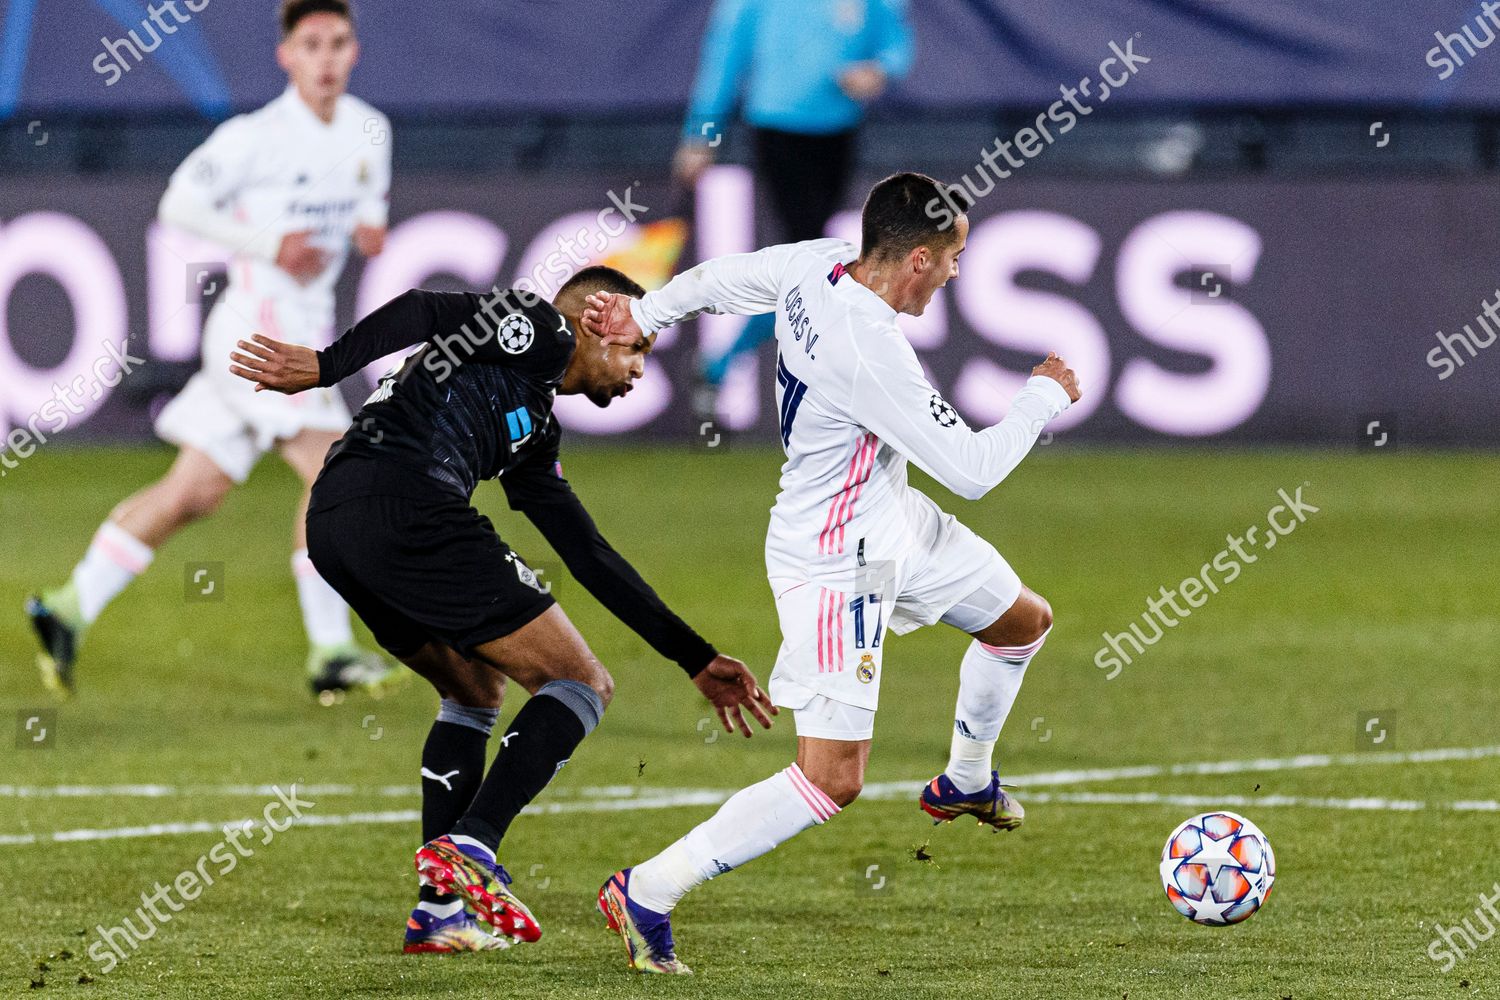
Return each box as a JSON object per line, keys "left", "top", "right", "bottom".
{"left": 1159, "top": 811, "right": 1275, "bottom": 926}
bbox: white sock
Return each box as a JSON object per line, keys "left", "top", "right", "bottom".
{"left": 629, "top": 764, "right": 840, "bottom": 914}
{"left": 946, "top": 630, "right": 1050, "bottom": 793}
{"left": 415, "top": 899, "right": 463, "bottom": 918}
{"left": 292, "top": 549, "right": 354, "bottom": 649}
{"left": 72, "top": 522, "right": 154, "bottom": 624}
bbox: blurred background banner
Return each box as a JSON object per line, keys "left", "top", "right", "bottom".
{"left": 3, "top": 0, "right": 1499, "bottom": 452}
{"left": 7, "top": 0, "right": 1500, "bottom": 118}
{"left": 3, "top": 169, "right": 1496, "bottom": 447}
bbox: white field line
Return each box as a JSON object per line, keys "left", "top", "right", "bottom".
{"left": 2, "top": 788, "right": 1497, "bottom": 847}
{"left": 5, "top": 743, "right": 1497, "bottom": 801}
{"left": 0, "top": 810, "right": 421, "bottom": 847}
{"left": 3, "top": 745, "right": 1496, "bottom": 847}
{"left": 1025, "top": 792, "right": 1431, "bottom": 811}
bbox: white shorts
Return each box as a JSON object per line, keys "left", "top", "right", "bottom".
{"left": 767, "top": 498, "right": 1022, "bottom": 741}
{"left": 154, "top": 294, "right": 350, "bottom": 483}
{"left": 789, "top": 694, "right": 877, "bottom": 742}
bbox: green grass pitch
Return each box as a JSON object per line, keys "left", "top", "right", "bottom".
{"left": 2, "top": 444, "right": 1497, "bottom": 998}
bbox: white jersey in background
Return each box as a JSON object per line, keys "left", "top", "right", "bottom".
{"left": 160, "top": 86, "right": 391, "bottom": 325}
{"left": 154, "top": 88, "right": 392, "bottom": 482}
{"left": 631, "top": 239, "right": 1071, "bottom": 728}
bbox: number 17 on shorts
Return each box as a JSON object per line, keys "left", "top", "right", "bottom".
{"left": 773, "top": 581, "right": 889, "bottom": 700}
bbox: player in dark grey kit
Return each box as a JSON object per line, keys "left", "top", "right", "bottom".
{"left": 231, "top": 265, "right": 776, "bottom": 953}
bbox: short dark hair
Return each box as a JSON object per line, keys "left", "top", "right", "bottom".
{"left": 860, "top": 172, "right": 967, "bottom": 261}
{"left": 554, "top": 265, "right": 646, "bottom": 304}
{"left": 280, "top": 0, "right": 352, "bottom": 37}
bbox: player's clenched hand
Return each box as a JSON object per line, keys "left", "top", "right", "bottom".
{"left": 353, "top": 224, "right": 386, "bottom": 258}
{"left": 672, "top": 143, "right": 714, "bottom": 185}
{"left": 275, "top": 230, "right": 329, "bottom": 283}
{"left": 581, "top": 291, "right": 645, "bottom": 347}
{"left": 229, "top": 334, "right": 321, "bottom": 393}
{"left": 838, "top": 61, "right": 888, "bottom": 102}
{"left": 1032, "top": 352, "right": 1081, "bottom": 403}
{"left": 693, "top": 655, "right": 779, "bottom": 738}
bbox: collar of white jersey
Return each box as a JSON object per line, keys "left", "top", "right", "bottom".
{"left": 277, "top": 86, "right": 347, "bottom": 131}
{"left": 832, "top": 259, "right": 899, "bottom": 322}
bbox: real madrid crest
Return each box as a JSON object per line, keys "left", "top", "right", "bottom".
{"left": 856, "top": 654, "right": 876, "bottom": 684}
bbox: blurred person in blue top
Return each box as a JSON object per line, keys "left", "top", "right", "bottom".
{"left": 674, "top": 0, "right": 914, "bottom": 420}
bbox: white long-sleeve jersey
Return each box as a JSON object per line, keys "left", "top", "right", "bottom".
{"left": 631, "top": 239, "right": 1072, "bottom": 587}
{"left": 158, "top": 87, "right": 391, "bottom": 334}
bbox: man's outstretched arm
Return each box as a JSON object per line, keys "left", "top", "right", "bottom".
{"left": 851, "top": 348, "right": 1081, "bottom": 501}
{"left": 501, "top": 460, "right": 777, "bottom": 738}
{"left": 230, "top": 288, "right": 511, "bottom": 393}
{"left": 583, "top": 241, "right": 849, "bottom": 345}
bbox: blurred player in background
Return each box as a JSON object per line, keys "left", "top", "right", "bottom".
{"left": 585, "top": 174, "right": 1079, "bottom": 973}
{"left": 676, "top": 0, "right": 914, "bottom": 421}
{"left": 26, "top": 0, "right": 396, "bottom": 700}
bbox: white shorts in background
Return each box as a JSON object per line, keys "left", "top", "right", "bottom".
{"left": 768, "top": 495, "right": 1023, "bottom": 739}
{"left": 154, "top": 293, "right": 350, "bottom": 483}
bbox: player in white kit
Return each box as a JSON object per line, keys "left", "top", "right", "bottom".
{"left": 27, "top": 0, "right": 396, "bottom": 700}
{"left": 583, "top": 173, "right": 1081, "bottom": 972}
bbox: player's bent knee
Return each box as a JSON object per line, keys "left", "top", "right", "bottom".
{"left": 818, "top": 775, "right": 863, "bottom": 808}
{"left": 559, "top": 647, "right": 613, "bottom": 707}
{"left": 588, "top": 664, "right": 615, "bottom": 708}
{"left": 1029, "top": 593, "right": 1054, "bottom": 637}
{"left": 519, "top": 654, "right": 613, "bottom": 707}
{"left": 442, "top": 680, "right": 501, "bottom": 710}
{"left": 801, "top": 763, "right": 864, "bottom": 808}
{"left": 982, "top": 588, "right": 1052, "bottom": 646}
{"left": 454, "top": 668, "right": 504, "bottom": 709}
{"left": 173, "top": 482, "right": 229, "bottom": 523}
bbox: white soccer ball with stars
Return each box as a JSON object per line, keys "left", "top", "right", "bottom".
{"left": 928, "top": 392, "right": 958, "bottom": 428}
{"left": 1159, "top": 811, "right": 1275, "bottom": 926}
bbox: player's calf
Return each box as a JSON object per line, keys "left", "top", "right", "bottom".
{"left": 409, "top": 618, "right": 613, "bottom": 950}
{"left": 602, "top": 762, "right": 845, "bottom": 973}
{"left": 422, "top": 609, "right": 608, "bottom": 888}
{"left": 928, "top": 585, "right": 1054, "bottom": 830}
{"left": 618, "top": 741, "right": 860, "bottom": 933}
{"left": 797, "top": 736, "right": 869, "bottom": 808}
